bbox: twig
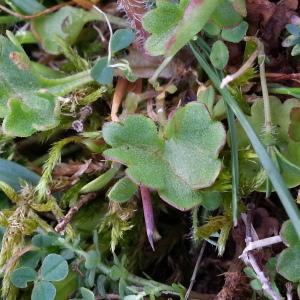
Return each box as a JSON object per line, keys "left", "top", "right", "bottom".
{"left": 241, "top": 235, "right": 282, "bottom": 254}
{"left": 240, "top": 213, "right": 282, "bottom": 300}
{"left": 0, "top": 2, "right": 72, "bottom": 20}
{"left": 55, "top": 193, "right": 96, "bottom": 233}
{"left": 185, "top": 241, "right": 207, "bottom": 300}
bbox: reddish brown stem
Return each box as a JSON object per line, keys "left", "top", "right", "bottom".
{"left": 140, "top": 185, "right": 155, "bottom": 251}
{"left": 0, "top": 1, "right": 73, "bottom": 20}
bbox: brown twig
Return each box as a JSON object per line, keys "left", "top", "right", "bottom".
{"left": 266, "top": 72, "right": 300, "bottom": 83}
{"left": 55, "top": 193, "right": 96, "bottom": 233}
{"left": 185, "top": 241, "right": 207, "bottom": 300}
{"left": 0, "top": 1, "right": 73, "bottom": 20}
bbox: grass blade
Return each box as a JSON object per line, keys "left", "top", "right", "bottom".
{"left": 190, "top": 41, "right": 300, "bottom": 238}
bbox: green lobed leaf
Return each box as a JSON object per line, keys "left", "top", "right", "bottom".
{"left": 210, "top": 40, "right": 229, "bottom": 70}
{"left": 0, "top": 34, "right": 93, "bottom": 137}
{"left": 236, "top": 96, "right": 300, "bottom": 188}
{"left": 41, "top": 254, "right": 69, "bottom": 282}
{"left": 10, "top": 267, "right": 37, "bottom": 288}
{"left": 111, "top": 29, "right": 135, "bottom": 53}
{"left": 103, "top": 102, "right": 226, "bottom": 210}
{"left": 277, "top": 244, "right": 300, "bottom": 282}
{"left": 142, "top": 0, "right": 218, "bottom": 56}
{"left": 32, "top": 281, "right": 56, "bottom": 300}
{"left": 0, "top": 35, "right": 58, "bottom": 136}
{"left": 108, "top": 177, "right": 138, "bottom": 203}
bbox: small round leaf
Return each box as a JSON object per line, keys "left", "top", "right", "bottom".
{"left": 111, "top": 29, "right": 135, "bottom": 53}
{"left": 10, "top": 267, "right": 37, "bottom": 288}
{"left": 280, "top": 220, "right": 300, "bottom": 247}
{"left": 221, "top": 21, "right": 248, "bottom": 43}
{"left": 41, "top": 254, "right": 69, "bottom": 282}
{"left": 108, "top": 177, "right": 138, "bottom": 203}
{"left": 81, "top": 287, "right": 95, "bottom": 300}
{"left": 31, "top": 233, "right": 57, "bottom": 248}
{"left": 84, "top": 250, "right": 101, "bottom": 270}
{"left": 91, "top": 57, "right": 113, "bottom": 85}
{"left": 210, "top": 40, "right": 229, "bottom": 70}
{"left": 32, "top": 281, "right": 56, "bottom": 300}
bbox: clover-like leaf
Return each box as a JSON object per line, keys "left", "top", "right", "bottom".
{"left": 32, "top": 281, "right": 56, "bottom": 300}
{"left": 111, "top": 29, "right": 135, "bottom": 53}
{"left": 41, "top": 254, "right": 69, "bottom": 282}
{"left": 81, "top": 287, "right": 96, "bottom": 300}
{"left": 221, "top": 21, "right": 248, "bottom": 43}
{"left": 210, "top": 40, "right": 229, "bottom": 70}
{"left": 142, "top": 0, "right": 219, "bottom": 56}
{"left": 103, "top": 102, "right": 226, "bottom": 210}
{"left": 10, "top": 267, "right": 37, "bottom": 288}
{"left": 236, "top": 96, "right": 300, "bottom": 188}
{"left": 91, "top": 57, "right": 114, "bottom": 85}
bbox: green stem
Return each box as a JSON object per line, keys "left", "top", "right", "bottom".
{"left": 190, "top": 41, "right": 300, "bottom": 238}
{"left": 225, "top": 104, "right": 239, "bottom": 226}
{"left": 0, "top": 16, "right": 19, "bottom": 25}
{"left": 40, "top": 70, "right": 93, "bottom": 96}
{"left": 80, "top": 164, "right": 120, "bottom": 194}
{"left": 196, "top": 38, "right": 239, "bottom": 226}
{"left": 149, "top": 56, "right": 174, "bottom": 86}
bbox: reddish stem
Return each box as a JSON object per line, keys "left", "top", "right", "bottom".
{"left": 140, "top": 185, "right": 155, "bottom": 251}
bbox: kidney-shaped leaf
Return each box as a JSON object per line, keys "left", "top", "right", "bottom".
{"left": 41, "top": 254, "right": 69, "bottom": 282}
{"left": 103, "top": 102, "right": 226, "bottom": 210}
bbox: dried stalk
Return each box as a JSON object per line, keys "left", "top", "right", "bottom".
{"left": 239, "top": 213, "right": 282, "bottom": 300}
{"left": 55, "top": 193, "right": 96, "bottom": 233}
